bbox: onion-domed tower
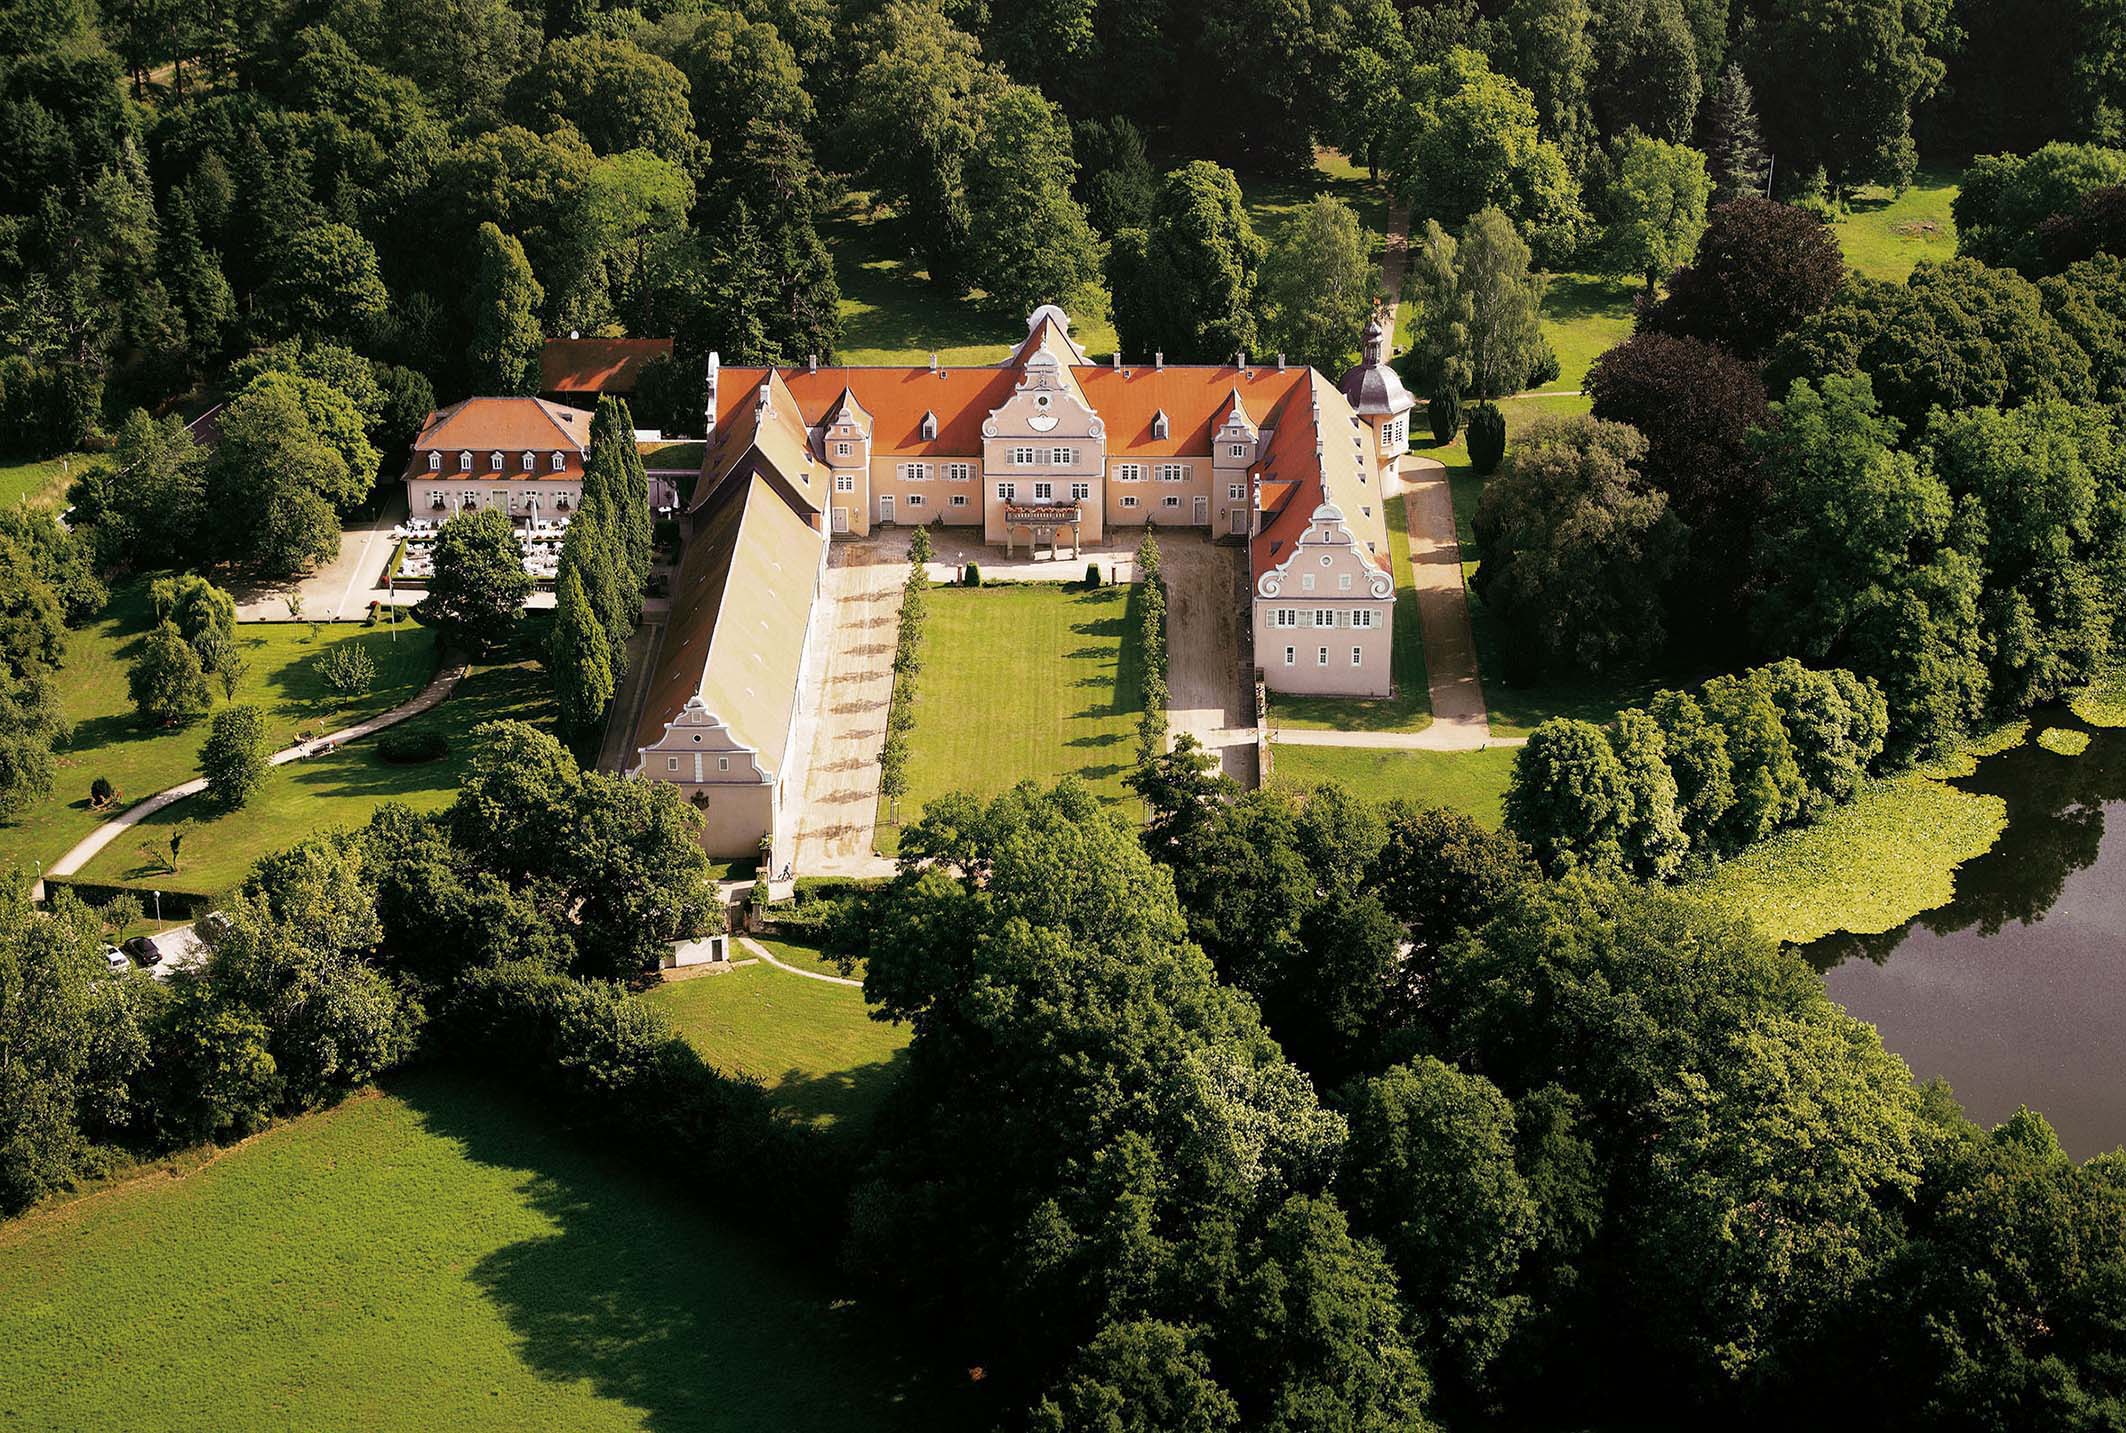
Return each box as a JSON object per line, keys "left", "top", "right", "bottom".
{"left": 1338, "top": 312, "right": 1415, "bottom": 485}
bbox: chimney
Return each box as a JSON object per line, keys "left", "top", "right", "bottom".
{"left": 807, "top": 353, "right": 818, "bottom": 372}
{"left": 929, "top": 352, "right": 939, "bottom": 371}
{"left": 1154, "top": 351, "right": 1164, "bottom": 370}
{"left": 1111, "top": 352, "right": 1120, "bottom": 368}
{"left": 1276, "top": 353, "right": 1286, "bottom": 371}
{"left": 1238, "top": 350, "right": 1247, "bottom": 369}
{"left": 702, "top": 351, "right": 721, "bottom": 439}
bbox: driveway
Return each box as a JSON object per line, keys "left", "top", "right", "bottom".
{"left": 1157, "top": 534, "right": 1256, "bottom": 784}
{"left": 787, "top": 535, "right": 906, "bottom": 877}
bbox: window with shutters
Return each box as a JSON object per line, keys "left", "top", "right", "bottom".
{"left": 947, "top": 463, "right": 972, "bottom": 481}
{"left": 1315, "top": 609, "right": 1336, "bottom": 627}
{"left": 835, "top": 474, "right": 854, "bottom": 492}
{"left": 1011, "top": 447, "right": 1037, "bottom": 465}
{"left": 1352, "top": 609, "right": 1375, "bottom": 629}
{"left": 1157, "top": 464, "right": 1186, "bottom": 482}
{"left": 1051, "top": 447, "right": 1075, "bottom": 464}
{"left": 1116, "top": 463, "right": 1142, "bottom": 482}
{"left": 1121, "top": 495, "right": 1139, "bottom": 508}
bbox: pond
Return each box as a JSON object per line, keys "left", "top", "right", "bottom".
{"left": 1804, "top": 717, "right": 2126, "bottom": 1159}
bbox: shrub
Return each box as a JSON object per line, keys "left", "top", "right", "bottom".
{"left": 964, "top": 561, "right": 982, "bottom": 586}
{"left": 1467, "top": 403, "right": 1507, "bottom": 475}
{"left": 1429, "top": 387, "right": 1462, "bottom": 443}
{"left": 313, "top": 642, "right": 376, "bottom": 696}
{"left": 1086, "top": 561, "right": 1103, "bottom": 588}
{"left": 376, "top": 728, "right": 448, "bottom": 763}
{"left": 89, "top": 775, "right": 115, "bottom": 807}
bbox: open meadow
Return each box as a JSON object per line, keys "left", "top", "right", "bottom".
{"left": 1268, "top": 743, "right": 1519, "bottom": 828}
{"left": 0, "top": 1072, "right": 945, "bottom": 1433}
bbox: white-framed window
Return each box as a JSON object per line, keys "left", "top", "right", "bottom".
{"left": 1382, "top": 418, "right": 1402, "bottom": 453}
{"left": 718, "top": 755, "right": 730, "bottom": 771}
{"left": 947, "top": 463, "right": 972, "bottom": 482}
{"left": 1362, "top": 505, "right": 1373, "bottom": 518}
{"left": 906, "top": 493, "right": 925, "bottom": 507}
{"left": 1228, "top": 483, "right": 1244, "bottom": 500}
{"left": 1353, "top": 609, "right": 1375, "bottom": 629}
{"left": 667, "top": 756, "right": 678, "bottom": 771}
{"left": 835, "top": 474, "right": 855, "bottom": 492}
{"left": 997, "top": 482, "right": 1016, "bottom": 501}
{"left": 1121, "top": 495, "right": 1139, "bottom": 508}
{"left": 1273, "top": 608, "right": 1297, "bottom": 628}
{"left": 1070, "top": 482, "right": 1090, "bottom": 501}
{"left": 521, "top": 451, "right": 535, "bottom": 470}
{"left": 462, "top": 490, "right": 480, "bottom": 505}
{"left": 1230, "top": 443, "right": 1247, "bottom": 458}
{"left": 921, "top": 413, "right": 938, "bottom": 440}
{"left": 459, "top": 452, "right": 473, "bottom": 471}
{"left": 1339, "top": 574, "right": 1353, "bottom": 592}
{"left": 490, "top": 451, "right": 503, "bottom": 470}
{"left": 1010, "top": 446, "right": 1037, "bottom": 465}
{"left": 900, "top": 463, "right": 930, "bottom": 482}
{"left": 1033, "top": 481, "right": 1053, "bottom": 500}
{"left": 1284, "top": 645, "right": 1295, "bottom": 666}
{"left": 551, "top": 452, "right": 565, "bottom": 471}
{"left": 836, "top": 441, "right": 852, "bottom": 457}
{"left": 1352, "top": 646, "right": 1363, "bottom": 666}
{"left": 1116, "top": 463, "right": 1142, "bottom": 482}
{"left": 1162, "top": 495, "right": 1180, "bottom": 507}
{"left": 1318, "top": 647, "right": 1330, "bottom": 666}
{"left": 1051, "top": 447, "right": 1075, "bottom": 465}
{"left": 1315, "top": 609, "right": 1336, "bottom": 627}
{"left": 1157, "top": 464, "right": 1186, "bottom": 482}
{"left": 1302, "top": 573, "right": 1315, "bottom": 592}
{"left": 951, "top": 493, "right": 968, "bottom": 506}
{"left": 427, "top": 451, "right": 441, "bottom": 471}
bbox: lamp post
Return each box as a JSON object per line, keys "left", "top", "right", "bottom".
{"left": 152, "top": 889, "right": 162, "bottom": 923}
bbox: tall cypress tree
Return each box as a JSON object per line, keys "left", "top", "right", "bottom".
{"left": 468, "top": 222, "right": 543, "bottom": 396}
{"left": 595, "top": 395, "right": 652, "bottom": 589}
{"left": 548, "top": 564, "right": 615, "bottom": 737}
{"left": 560, "top": 492, "right": 629, "bottom": 678}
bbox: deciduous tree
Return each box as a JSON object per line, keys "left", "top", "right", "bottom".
{"left": 423, "top": 507, "right": 532, "bottom": 655}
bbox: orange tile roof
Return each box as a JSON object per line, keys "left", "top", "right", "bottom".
{"left": 782, "top": 367, "right": 1020, "bottom": 454}
{"left": 540, "top": 338, "right": 673, "bottom": 395}
{"left": 414, "top": 397, "right": 590, "bottom": 454}
{"left": 1250, "top": 372, "right": 1388, "bottom": 582}
{"left": 1076, "top": 365, "right": 1311, "bottom": 457}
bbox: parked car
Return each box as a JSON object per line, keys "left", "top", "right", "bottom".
{"left": 124, "top": 935, "right": 161, "bottom": 965}
{"left": 101, "top": 945, "right": 128, "bottom": 972}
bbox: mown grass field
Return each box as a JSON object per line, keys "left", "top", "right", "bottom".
{"left": 0, "top": 452, "right": 82, "bottom": 509}
{"left": 78, "top": 633, "right": 557, "bottom": 896}
{"left": 1267, "top": 743, "right": 1520, "bottom": 828}
{"left": 1830, "top": 166, "right": 1961, "bottom": 282}
{"left": 644, "top": 944, "right": 908, "bottom": 1131}
{"left": 1, "top": 584, "right": 443, "bottom": 889}
{"left": 0, "top": 1073, "right": 942, "bottom": 1433}
{"left": 880, "top": 583, "right": 1146, "bottom": 849}
{"left": 1538, "top": 271, "right": 1637, "bottom": 391}
{"left": 1268, "top": 491, "right": 1432, "bottom": 732}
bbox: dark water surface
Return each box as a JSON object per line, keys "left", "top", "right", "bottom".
{"left": 1804, "top": 718, "right": 2126, "bottom": 1159}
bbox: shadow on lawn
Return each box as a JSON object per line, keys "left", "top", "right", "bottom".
{"left": 768, "top": 1050, "right": 912, "bottom": 1130}
{"left": 397, "top": 1071, "right": 958, "bottom": 1433}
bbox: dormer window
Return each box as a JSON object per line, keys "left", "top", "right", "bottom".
{"left": 522, "top": 451, "right": 535, "bottom": 470}
{"left": 551, "top": 452, "right": 565, "bottom": 471}
{"left": 920, "top": 411, "right": 937, "bottom": 440}
{"left": 458, "top": 452, "right": 472, "bottom": 471}
{"left": 427, "top": 451, "right": 441, "bottom": 471}
{"left": 489, "top": 451, "right": 503, "bottom": 470}
{"left": 1152, "top": 410, "right": 1170, "bottom": 440}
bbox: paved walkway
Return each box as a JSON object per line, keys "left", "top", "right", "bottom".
{"left": 788, "top": 536, "right": 905, "bottom": 877}
{"left": 1397, "top": 454, "right": 1496, "bottom": 748}
{"left": 739, "top": 935, "right": 861, "bottom": 987}
{"left": 1159, "top": 536, "right": 1257, "bottom": 784}
{"left": 36, "top": 661, "right": 468, "bottom": 897}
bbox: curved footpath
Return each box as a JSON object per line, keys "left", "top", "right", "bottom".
{"left": 34, "top": 661, "right": 468, "bottom": 900}
{"left": 739, "top": 935, "right": 861, "bottom": 987}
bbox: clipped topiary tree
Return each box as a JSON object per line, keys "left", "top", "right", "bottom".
{"left": 1429, "top": 386, "right": 1462, "bottom": 443}
{"left": 1467, "top": 402, "right": 1507, "bottom": 475}
{"left": 964, "top": 562, "right": 982, "bottom": 587}
{"left": 1086, "top": 561, "right": 1103, "bottom": 588}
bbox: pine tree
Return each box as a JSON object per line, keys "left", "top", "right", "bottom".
{"left": 548, "top": 565, "right": 615, "bottom": 736}
{"left": 1703, "top": 66, "right": 1770, "bottom": 206}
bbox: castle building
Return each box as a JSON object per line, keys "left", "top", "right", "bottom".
{"left": 625, "top": 307, "right": 1410, "bottom": 857}
{"left": 404, "top": 396, "right": 592, "bottom": 521}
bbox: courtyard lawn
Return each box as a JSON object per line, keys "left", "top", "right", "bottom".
{"left": 879, "top": 583, "right": 1146, "bottom": 849}
{"left": 638, "top": 439, "right": 705, "bottom": 470}
{"left": 643, "top": 948, "right": 908, "bottom": 1131}
{"left": 0, "top": 584, "right": 440, "bottom": 888}
{"left": 1538, "top": 272, "right": 1636, "bottom": 392}
{"left": 0, "top": 452, "right": 83, "bottom": 509}
{"left": 1268, "top": 491, "right": 1432, "bottom": 732}
{"left": 827, "top": 192, "right": 1120, "bottom": 366}
{"left": 1830, "top": 166, "right": 1961, "bottom": 282}
{"left": 1268, "top": 743, "right": 1520, "bottom": 829}
{"left": 0, "top": 1072, "right": 944, "bottom": 1433}
{"left": 77, "top": 635, "right": 557, "bottom": 896}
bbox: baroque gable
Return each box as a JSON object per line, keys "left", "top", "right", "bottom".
{"left": 1256, "top": 502, "right": 1393, "bottom": 600}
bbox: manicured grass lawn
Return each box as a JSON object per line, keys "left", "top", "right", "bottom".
{"left": 827, "top": 192, "right": 1120, "bottom": 366}
{"left": 1239, "top": 148, "right": 1392, "bottom": 268}
{"left": 1687, "top": 774, "right": 2008, "bottom": 946}
{"left": 638, "top": 439, "right": 705, "bottom": 469}
{"left": 880, "top": 583, "right": 1146, "bottom": 849}
{"left": 1830, "top": 166, "right": 1960, "bottom": 282}
{"left": 1268, "top": 744, "right": 1520, "bottom": 829}
{"left": 0, "top": 1072, "right": 941, "bottom": 1432}
{"left": 643, "top": 951, "right": 908, "bottom": 1131}
{"left": 1268, "top": 492, "right": 1432, "bottom": 732}
{"left": 0, "top": 452, "right": 83, "bottom": 509}
{"left": 2, "top": 584, "right": 441, "bottom": 889}
{"left": 1539, "top": 272, "right": 1637, "bottom": 391}
{"left": 757, "top": 934, "right": 864, "bottom": 981}
{"left": 78, "top": 633, "right": 557, "bottom": 896}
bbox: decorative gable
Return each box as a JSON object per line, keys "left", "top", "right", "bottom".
{"left": 1255, "top": 502, "right": 1393, "bottom": 600}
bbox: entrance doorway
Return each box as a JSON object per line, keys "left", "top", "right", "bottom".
{"left": 878, "top": 494, "right": 894, "bottom": 524}
{"left": 1229, "top": 507, "right": 1247, "bottom": 536}
{"left": 1193, "top": 495, "right": 1208, "bottom": 524}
